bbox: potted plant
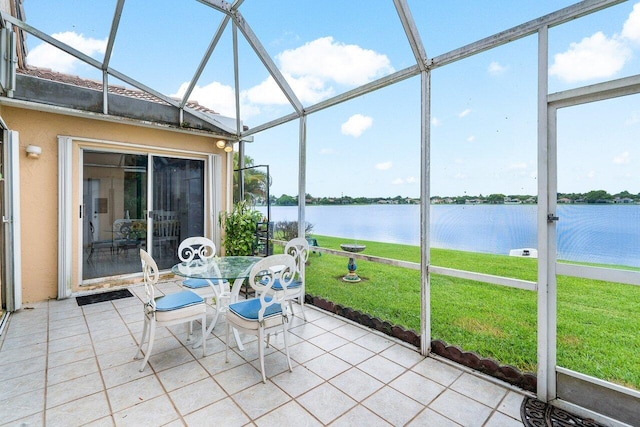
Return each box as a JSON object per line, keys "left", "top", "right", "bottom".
{"left": 219, "top": 201, "right": 263, "bottom": 256}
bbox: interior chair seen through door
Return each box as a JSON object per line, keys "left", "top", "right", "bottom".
{"left": 177, "top": 236, "right": 230, "bottom": 331}
{"left": 134, "top": 249, "right": 207, "bottom": 372}
{"left": 225, "top": 254, "right": 297, "bottom": 383}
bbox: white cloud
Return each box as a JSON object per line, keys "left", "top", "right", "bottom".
{"left": 174, "top": 36, "right": 393, "bottom": 119}
{"left": 341, "top": 114, "right": 373, "bottom": 137}
{"left": 320, "top": 148, "right": 335, "bottom": 155}
{"left": 488, "top": 61, "right": 507, "bottom": 76}
{"left": 405, "top": 176, "right": 418, "bottom": 184}
{"left": 172, "top": 81, "right": 239, "bottom": 117}
{"left": 622, "top": 3, "right": 640, "bottom": 44}
{"left": 466, "top": 135, "right": 475, "bottom": 142}
{"left": 459, "top": 109, "right": 471, "bottom": 118}
{"left": 431, "top": 117, "right": 442, "bottom": 126}
{"left": 392, "top": 178, "right": 405, "bottom": 185}
{"left": 278, "top": 36, "right": 394, "bottom": 87}
{"left": 549, "top": 32, "right": 632, "bottom": 82}
{"left": 375, "top": 161, "right": 392, "bottom": 170}
{"left": 613, "top": 151, "right": 631, "bottom": 164}
{"left": 27, "top": 31, "right": 106, "bottom": 73}
{"left": 454, "top": 173, "right": 468, "bottom": 180}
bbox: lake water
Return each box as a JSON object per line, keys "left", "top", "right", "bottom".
{"left": 260, "top": 204, "right": 640, "bottom": 268}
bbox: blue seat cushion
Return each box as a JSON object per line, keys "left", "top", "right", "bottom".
{"left": 183, "top": 278, "right": 228, "bottom": 289}
{"left": 155, "top": 291, "right": 203, "bottom": 311}
{"left": 259, "top": 278, "right": 302, "bottom": 291}
{"left": 228, "top": 297, "right": 282, "bottom": 321}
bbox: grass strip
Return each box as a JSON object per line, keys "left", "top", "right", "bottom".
{"left": 296, "top": 234, "right": 640, "bottom": 389}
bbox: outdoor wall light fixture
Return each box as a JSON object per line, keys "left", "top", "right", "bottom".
{"left": 215, "top": 139, "right": 226, "bottom": 149}
{"left": 25, "top": 144, "right": 42, "bottom": 159}
{"left": 223, "top": 141, "right": 233, "bottom": 153}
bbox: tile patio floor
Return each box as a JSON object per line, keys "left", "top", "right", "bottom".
{"left": 0, "top": 279, "right": 530, "bottom": 426}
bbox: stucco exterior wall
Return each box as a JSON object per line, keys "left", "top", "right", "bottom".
{"left": 0, "top": 105, "right": 230, "bottom": 303}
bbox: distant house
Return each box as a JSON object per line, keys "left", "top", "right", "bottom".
{"left": 558, "top": 197, "right": 572, "bottom": 204}
{"left": 614, "top": 197, "right": 634, "bottom": 204}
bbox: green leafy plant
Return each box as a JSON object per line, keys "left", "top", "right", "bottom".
{"left": 219, "top": 201, "right": 263, "bottom": 256}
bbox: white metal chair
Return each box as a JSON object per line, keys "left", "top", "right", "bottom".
{"left": 269, "top": 237, "right": 309, "bottom": 320}
{"left": 225, "top": 254, "right": 297, "bottom": 383}
{"left": 134, "top": 249, "right": 207, "bottom": 372}
{"left": 177, "top": 236, "right": 230, "bottom": 331}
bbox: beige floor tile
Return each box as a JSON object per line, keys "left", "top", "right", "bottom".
{"left": 271, "top": 366, "right": 324, "bottom": 398}
{"left": 148, "top": 346, "right": 198, "bottom": 372}
{"left": 304, "top": 353, "right": 351, "bottom": 380}
{"left": 331, "top": 323, "right": 369, "bottom": 341}
{"left": 97, "top": 346, "right": 140, "bottom": 370}
{"left": 0, "top": 343, "right": 47, "bottom": 365}
{"left": 308, "top": 331, "right": 349, "bottom": 352}
{"left": 498, "top": 390, "right": 526, "bottom": 420}
{"left": 329, "top": 367, "right": 384, "bottom": 402}
{"left": 330, "top": 341, "right": 375, "bottom": 365}
{"left": 48, "top": 323, "right": 89, "bottom": 341}
{"left": 200, "top": 347, "right": 247, "bottom": 376}
{"left": 380, "top": 343, "right": 425, "bottom": 368}
{"left": 0, "top": 371, "right": 45, "bottom": 400}
{"left": 357, "top": 354, "right": 406, "bottom": 383}
{"left": 2, "top": 329, "right": 48, "bottom": 347}
{"left": 329, "top": 404, "right": 392, "bottom": 427}
{"left": 406, "top": 408, "right": 461, "bottom": 426}
{"left": 106, "top": 374, "right": 163, "bottom": 413}
{"left": 411, "top": 357, "right": 463, "bottom": 387}
{"left": 47, "top": 356, "right": 99, "bottom": 386}
{"left": 484, "top": 411, "right": 525, "bottom": 427}
{"left": 46, "top": 371, "right": 105, "bottom": 409}
{"left": 0, "top": 354, "right": 46, "bottom": 381}
{"left": 451, "top": 372, "right": 508, "bottom": 408}
{"left": 47, "top": 344, "right": 95, "bottom": 368}
{"left": 289, "top": 322, "right": 327, "bottom": 340}
{"left": 288, "top": 341, "right": 326, "bottom": 364}
{"left": 231, "top": 380, "right": 291, "bottom": 420}
{"left": 48, "top": 333, "right": 92, "bottom": 354}
{"left": 362, "top": 385, "right": 425, "bottom": 426}
{"left": 389, "top": 370, "right": 446, "bottom": 405}
{"left": 0, "top": 388, "right": 45, "bottom": 425}
{"left": 183, "top": 396, "right": 250, "bottom": 426}
{"left": 429, "top": 389, "right": 493, "bottom": 427}
{"left": 45, "top": 391, "right": 111, "bottom": 427}
{"left": 312, "top": 315, "right": 349, "bottom": 332}
{"left": 112, "top": 394, "right": 179, "bottom": 427}
{"left": 255, "top": 401, "right": 322, "bottom": 427}
{"left": 353, "top": 333, "right": 395, "bottom": 354}
{"left": 1, "top": 411, "right": 45, "bottom": 427}
{"left": 157, "top": 359, "right": 210, "bottom": 391}
{"left": 169, "top": 377, "right": 227, "bottom": 416}
{"left": 214, "top": 362, "right": 263, "bottom": 395}
{"left": 102, "top": 359, "right": 153, "bottom": 389}
{"left": 297, "top": 382, "right": 357, "bottom": 425}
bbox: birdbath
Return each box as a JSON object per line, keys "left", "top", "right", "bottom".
{"left": 340, "top": 243, "right": 366, "bottom": 282}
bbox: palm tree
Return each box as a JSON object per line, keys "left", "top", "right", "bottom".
{"left": 233, "top": 153, "right": 269, "bottom": 205}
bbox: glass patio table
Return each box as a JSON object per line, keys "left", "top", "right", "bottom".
{"left": 172, "top": 256, "right": 262, "bottom": 350}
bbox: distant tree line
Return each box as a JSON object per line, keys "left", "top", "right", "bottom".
{"left": 264, "top": 190, "right": 639, "bottom": 206}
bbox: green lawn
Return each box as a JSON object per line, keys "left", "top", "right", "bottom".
{"left": 296, "top": 234, "right": 640, "bottom": 390}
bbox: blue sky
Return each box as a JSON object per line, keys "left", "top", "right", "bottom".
{"left": 23, "top": 1, "right": 640, "bottom": 198}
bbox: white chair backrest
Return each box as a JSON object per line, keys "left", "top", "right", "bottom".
{"left": 178, "top": 237, "right": 217, "bottom": 262}
{"left": 140, "top": 249, "right": 159, "bottom": 310}
{"left": 248, "top": 254, "right": 297, "bottom": 320}
{"left": 285, "top": 237, "right": 309, "bottom": 278}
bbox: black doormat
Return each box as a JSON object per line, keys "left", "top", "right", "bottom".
{"left": 76, "top": 289, "right": 133, "bottom": 306}
{"left": 521, "top": 396, "right": 605, "bottom": 427}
